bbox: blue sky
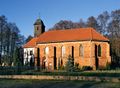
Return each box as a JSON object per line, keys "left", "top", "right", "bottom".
{"left": 0, "top": 0, "right": 120, "bottom": 37}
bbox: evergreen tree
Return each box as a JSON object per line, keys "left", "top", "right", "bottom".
{"left": 13, "top": 47, "right": 22, "bottom": 74}
{"left": 65, "top": 55, "right": 74, "bottom": 72}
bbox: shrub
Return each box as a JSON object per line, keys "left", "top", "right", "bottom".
{"left": 74, "top": 63, "right": 81, "bottom": 72}
{"left": 105, "top": 62, "right": 111, "bottom": 70}
{"left": 13, "top": 47, "right": 22, "bottom": 74}
{"left": 58, "top": 58, "right": 65, "bottom": 70}
{"left": 82, "top": 66, "right": 93, "bottom": 71}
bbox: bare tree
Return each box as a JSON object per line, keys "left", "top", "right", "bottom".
{"left": 86, "top": 16, "right": 100, "bottom": 31}
{"left": 97, "top": 11, "right": 110, "bottom": 35}
{"left": 0, "top": 15, "right": 25, "bottom": 66}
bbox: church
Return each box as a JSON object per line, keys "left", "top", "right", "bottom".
{"left": 23, "top": 18, "right": 111, "bottom": 70}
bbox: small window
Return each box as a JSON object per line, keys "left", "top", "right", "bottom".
{"left": 62, "top": 46, "right": 65, "bottom": 57}
{"left": 24, "top": 51, "right": 27, "bottom": 57}
{"left": 36, "top": 26, "right": 39, "bottom": 30}
{"left": 79, "top": 44, "right": 84, "bottom": 57}
{"left": 98, "top": 45, "right": 101, "bottom": 57}
{"left": 30, "top": 50, "right": 33, "bottom": 55}
{"left": 24, "top": 51, "right": 28, "bottom": 57}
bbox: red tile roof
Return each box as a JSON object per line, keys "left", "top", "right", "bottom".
{"left": 23, "top": 28, "right": 109, "bottom": 48}
{"left": 37, "top": 28, "right": 109, "bottom": 44}
{"left": 23, "top": 37, "right": 38, "bottom": 48}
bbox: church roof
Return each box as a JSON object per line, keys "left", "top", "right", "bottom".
{"left": 23, "top": 28, "right": 109, "bottom": 48}
{"left": 37, "top": 28, "right": 109, "bottom": 44}
{"left": 23, "top": 37, "right": 38, "bottom": 48}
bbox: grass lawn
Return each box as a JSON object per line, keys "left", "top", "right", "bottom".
{"left": 0, "top": 79, "right": 120, "bottom": 88}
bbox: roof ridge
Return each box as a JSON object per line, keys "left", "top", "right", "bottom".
{"left": 47, "top": 27, "right": 93, "bottom": 33}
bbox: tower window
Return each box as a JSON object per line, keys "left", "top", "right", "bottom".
{"left": 36, "top": 26, "right": 39, "bottom": 30}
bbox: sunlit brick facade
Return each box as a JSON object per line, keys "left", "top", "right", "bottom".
{"left": 34, "top": 40, "right": 111, "bottom": 70}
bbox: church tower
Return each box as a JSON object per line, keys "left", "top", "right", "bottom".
{"left": 34, "top": 18, "right": 45, "bottom": 37}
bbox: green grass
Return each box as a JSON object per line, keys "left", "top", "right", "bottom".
{"left": 0, "top": 79, "right": 120, "bottom": 88}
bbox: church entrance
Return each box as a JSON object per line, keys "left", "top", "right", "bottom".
{"left": 54, "top": 47, "right": 57, "bottom": 70}
{"left": 95, "top": 45, "right": 99, "bottom": 69}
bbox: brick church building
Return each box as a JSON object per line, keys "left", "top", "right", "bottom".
{"left": 23, "top": 18, "right": 111, "bottom": 70}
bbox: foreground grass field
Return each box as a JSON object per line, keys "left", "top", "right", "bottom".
{"left": 0, "top": 79, "right": 120, "bottom": 88}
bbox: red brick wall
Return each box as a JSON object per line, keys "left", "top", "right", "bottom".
{"left": 34, "top": 41, "right": 111, "bottom": 70}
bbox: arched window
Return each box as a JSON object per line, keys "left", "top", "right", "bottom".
{"left": 79, "top": 44, "right": 84, "bottom": 57}
{"left": 45, "top": 47, "right": 49, "bottom": 56}
{"left": 62, "top": 46, "right": 65, "bottom": 57}
{"left": 98, "top": 45, "right": 101, "bottom": 57}
{"left": 71, "top": 46, "right": 74, "bottom": 58}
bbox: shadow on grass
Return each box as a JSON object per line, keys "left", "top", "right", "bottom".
{"left": 0, "top": 79, "right": 119, "bottom": 88}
